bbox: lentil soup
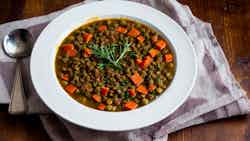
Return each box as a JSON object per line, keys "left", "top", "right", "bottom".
{"left": 55, "top": 18, "right": 175, "bottom": 111}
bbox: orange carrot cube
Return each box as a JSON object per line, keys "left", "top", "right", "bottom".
{"left": 83, "top": 48, "right": 92, "bottom": 57}
{"left": 136, "top": 85, "right": 148, "bottom": 95}
{"left": 98, "top": 25, "right": 107, "bottom": 32}
{"left": 164, "top": 54, "right": 173, "bottom": 63}
{"left": 135, "top": 58, "right": 143, "bottom": 65}
{"left": 101, "top": 87, "right": 109, "bottom": 96}
{"left": 62, "top": 44, "right": 77, "bottom": 57}
{"left": 140, "top": 56, "right": 153, "bottom": 68}
{"left": 65, "top": 84, "right": 77, "bottom": 94}
{"left": 127, "top": 28, "right": 140, "bottom": 37}
{"left": 130, "top": 72, "right": 143, "bottom": 86}
{"left": 116, "top": 26, "right": 127, "bottom": 33}
{"left": 148, "top": 84, "right": 156, "bottom": 92}
{"left": 92, "top": 94, "right": 101, "bottom": 103}
{"left": 61, "top": 74, "right": 69, "bottom": 81}
{"left": 97, "top": 104, "right": 106, "bottom": 110}
{"left": 128, "top": 89, "right": 136, "bottom": 97}
{"left": 83, "top": 33, "right": 93, "bottom": 43}
{"left": 137, "top": 36, "right": 145, "bottom": 43}
{"left": 124, "top": 101, "right": 138, "bottom": 110}
{"left": 155, "top": 40, "right": 167, "bottom": 50}
{"left": 149, "top": 48, "right": 160, "bottom": 57}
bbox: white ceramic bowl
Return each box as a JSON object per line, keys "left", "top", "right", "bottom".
{"left": 30, "top": 0, "right": 197, "bottom": 131}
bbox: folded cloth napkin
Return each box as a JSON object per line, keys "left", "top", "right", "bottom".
{"left": 0, "top": 0, "right": 250, "bottom": 140}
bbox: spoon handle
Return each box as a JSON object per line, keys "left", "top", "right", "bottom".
{"left": 8, "top": 61, "right": 27, "bottom": 114}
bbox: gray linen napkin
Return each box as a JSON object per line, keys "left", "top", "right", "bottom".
{"left": 0, "top": 0, "right": 250, "bottom": 141}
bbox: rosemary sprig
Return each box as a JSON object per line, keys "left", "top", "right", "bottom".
{"left": 89, "top": 43, "right": 118, "bottom": 67}
{"left": 115, "top": 41, "right": 131, "bottom": 64}
{"left": 128, "top": 51, "right": 137, "bottom": 59}
{"left": 97, "top": 63, "right": 105, "bottom": 69}
{"left": 89, "top": 40, "right": 132, "bottom": 69}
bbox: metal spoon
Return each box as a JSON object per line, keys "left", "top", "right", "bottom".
{"left": 2, "top": 29, "right": 33, "bottom": 114}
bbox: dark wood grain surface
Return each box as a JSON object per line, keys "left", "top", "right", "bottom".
{"left": 0, "top": 0, "right": 250, "bottom": 141}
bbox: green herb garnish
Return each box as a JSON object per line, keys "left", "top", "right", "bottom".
{"left": 93, "top": 82, "right": 98, "bottom": 87}
{"left": 89, "top": 40, "right": 131, "bottom": 69}
{"left": 157, "top": 64, "right": 161, "bottom": 70}
{"left": 120, "top": 80, "right": 129, "bottom": 86}
{"left": 151, "top": 90, "right": 157, "bottom": 96}
{"left": 128, "top": 51, "right": 137, "bottom": 59}
{"left": 97, "top": 63, "right": 105, "bottom": 69}
{"left": 124, "top": 91, "right": 130, "bottom": 99}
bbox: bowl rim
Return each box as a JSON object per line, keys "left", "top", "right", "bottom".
{"left": 30, "top": 0, "right": 197, "bottom": 131}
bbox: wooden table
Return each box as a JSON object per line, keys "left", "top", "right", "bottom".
{"left": 0, "top": 0, "right": 250, "bottom": 141}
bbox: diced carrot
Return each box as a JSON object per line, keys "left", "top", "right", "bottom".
{"left": 67, "top": 49, "right": 77, "bottom": 57}
{"left": 97, "top": 104, "right": 106, "bottom": 110}
{"left": 101, "top": 87, "right": 109, "bottom": 96}
{"left": 62, "top": 44, "right": 77, "bottom": 57}
{"left": 116, "top": 26, "right": 127, "bottom": 33}
{"left": 98, "top": 25, "right": 107, "bottom": 32}
{"left": 130, "top": 72, "right": 143, "bottom": 86}
{"left": 136, "top": 85, "right": 148, "bottom": 95}
{"left": 148, "top": 84, "right": 156, "bottom": 92}
{"left": 140, "top": 56, "right": 153, "bottom": 68}
{"left": 127, "top": 28, "right": 141, "bottom": 37}
{"left": 83, "top": 33, "right": 93, "bottom": 43}
{"left": 155, "top": 40, "right": 167, "bottom": 50}
{"left": 164, "top": 54, "right": 173, "bottom": 63}
{"left": 128, "top": 89, "right": 136, "bottom": 97}
{"left": 62, "top": 44, "right": 74, "bottom": 51}
{"left": 137, "top": 36, "right": 145, "bottom": 43}
{"left": 149, "top": 48, "right": 160, "bottom": 57}
{"left": 83, "top": 48, "right": 92, "bottom": 57}
{"left": 135, "top": 58, "right": 143, "bottom": 65}
{"left": 65, "top": 84, "right": 77, "bottom": 94}
{"left": 151, "top": 35, "right": 158, "bottom": 43}
{"left": 124, "top": 101, "right": 138, "bottom": 110}
{"left": 61, "top": 74, "right": 69, "bottom": 81}
{"left": 92, "top": 94, "right": 101, "bottom": 103}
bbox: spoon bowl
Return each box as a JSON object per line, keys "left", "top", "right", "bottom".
{"left": 3, "top": 29, "right": 33, "bottom": 58}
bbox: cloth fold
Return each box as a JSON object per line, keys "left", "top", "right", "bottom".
{"left": 0, "top": 0, "right": 249, "bottom": 141}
